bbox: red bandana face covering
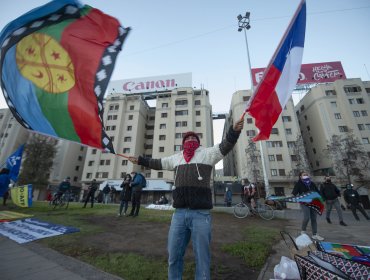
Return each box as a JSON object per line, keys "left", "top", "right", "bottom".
{"left": 183, "top": 140, "right": 200, "bottom": 163}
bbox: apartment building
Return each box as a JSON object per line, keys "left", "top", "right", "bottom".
{"left": 0, "top": 108, "right": 87, "bottom": 195}
{"left": 223, "top": 90, "right": 306, "bottom": 196}
{"left": 81, "top": 87, "right": 214, "bottom": 184}
{"left": 295, "top": 78, "right": 370, "bottom": 182}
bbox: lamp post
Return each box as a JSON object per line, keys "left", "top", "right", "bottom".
{"left": 237, "top": 12, "right": 270, "bottom": 197}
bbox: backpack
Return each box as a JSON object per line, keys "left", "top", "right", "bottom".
{"left": 139, "top": 173, "right": 147, "bottom": 188}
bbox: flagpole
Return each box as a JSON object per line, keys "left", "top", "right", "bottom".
{"left": 237, "top": 12, "right": 270, "bottom": 197}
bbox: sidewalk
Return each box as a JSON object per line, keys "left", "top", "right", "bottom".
{"left": 258, "top": 209, "right": 370, "bottom": 280}
{"left": 0, "top": 235, "right": 123, "bottom": 280}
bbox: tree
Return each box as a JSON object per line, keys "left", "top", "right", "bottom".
{"left": 324, "top": 131, "right": 370, "bottom": 185}
{"left": 290, "top": 135, "right": 311, "bottom": 177}
{"left": 18, "top": 133, "right": 58, "bottom": 188}
{"left": 244, "top": 138, "right": 263, "bottom": 196}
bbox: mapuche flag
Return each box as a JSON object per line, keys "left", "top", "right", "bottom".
{"left": 0, "top": 0, "right": 130, "bottom": 153}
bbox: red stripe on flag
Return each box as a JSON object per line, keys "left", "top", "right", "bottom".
{"left": 248, "top": 66, "right": 282, "bottom": 141}
{"left": 61, "top": 8, "right": 120, "bottom": 148}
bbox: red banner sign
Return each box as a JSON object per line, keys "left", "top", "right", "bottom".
{"left": 252, "top": 61, "right": 346, "bottom": 87}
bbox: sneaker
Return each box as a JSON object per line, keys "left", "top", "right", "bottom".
{"left": 123, "top": 212, "right": 126, "bottom": 216}
{"left": 326, "top": 218, "right": 332, "bottom": 224}
{"left": 340, "top": 221, "right": 347, "bottom": 226}
{"left": 312, "top": 234, "right": 324, "bottom": 241}
{"left": 117, "top": 213, "right": 121, "bottom": 217}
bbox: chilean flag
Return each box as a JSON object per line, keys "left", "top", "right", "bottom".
{"left": 246, "top": 0, "right": 306, "bottom": 141}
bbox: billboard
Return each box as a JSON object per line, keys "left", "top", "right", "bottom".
{"left": 107, "top": 73, "right": 192, "bottom": 94}
{"left": 251, "top": 61, "right": 346, "bottom": 87}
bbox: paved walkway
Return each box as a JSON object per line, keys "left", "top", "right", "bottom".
{"left": 0, "top": 208, "right": 368, "bottom": 280}
{"left": 258, "top": 208, "right": 370, "bottom": 280}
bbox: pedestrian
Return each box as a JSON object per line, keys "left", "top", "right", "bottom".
{"left": 128, "top": 118, "right": 244, "bottom": 280}
{"left": 102, "top": 183, "right": 111, "bottom": 204}
{"left": 224, "top": 187, "right": 232, "bottom": 207}
{"left": 244, "top": 179, "right": 256, "bottom": 209}
{"left": 292, "top": 171, "right": 324, "bottom": 241}
{"left": 0, "top": 168, "right": 10, "bottom": 206}
{"left": 118, "top": 174, "right": 132, "bottom": 216}
{"left": 128, "top": 171, "right": 146, "bottom": 217}
{"left": 83, "top": 179, "right": 99, "bottom": 208}
{"left": 343, "top": 184, "right": 370, "bottom": 221}
{"left": 320, "top": 176, "right": 347, "bottom": 226}
{"left": 110, "top": 185, "right": 116, "bottom": 203}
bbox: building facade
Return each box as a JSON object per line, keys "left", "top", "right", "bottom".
{"left": 295, "top": 78, "right": 370, "bottom": 184}
{"left": 224, "top": 90, "right": 307, "bottom": 197}
{"left": 81, "top": 87, "right": 214, "bottom": 186}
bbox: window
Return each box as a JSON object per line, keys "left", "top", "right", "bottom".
{"left": 247, "top": 118, "right": 253, "bottom": 124}
{"left": 105, "top": 160, "right": 111, "bottom": 165}
{"left": 159, "top": 135, "right": 166, "bottom": 140}
{"left": 358, "top": 124, "right": 365, "bottom": 131}
{"left": 361, "top": 110, "right": 368, "bottom": 116}
{"left": 197, "top": 133, "right": 203, "bottom": 139}
{"left": 362, "top": 138, "right": 370, "bottom": 144}
{"left": 313, "top": 148, "right": 316, "bottom": 154}
{"left": 175, "top": 110, "right": 188, "bottom": 116}
{"left": 271, "top": 169, "right": 278, "bottom": 176}
{"left": 339, "top": 126, "right": 348, "bottom": 132}
{"left": 243, "top": 96, "right": 250, "bottom": 102}
{"left": 282, "top": 116, "right": 292, "bottom": 122}
{"left": 266, "top": 141, "right": 283, "bottom": 148}
{"left": 334, "top": 113, "right": 341, "bottom": 119}
{"left": 159, "top": 147, "right": 164, "bottom": 152}
{"left": 175, "top": 99, "right": 188, "bottom": 106}
{"left": 276, "top": 154, "right": 283, "bottom": 161}
{"left": 287, "top": 141, "right": 295, "bottom": 148}
{"left": 92, "top": 149, "right": 97, "bottom": 154}
{"left": 161, "top": 112, "right": 168, "bottom": 118}
{"left": 175, "top": 121, "right": 187, "bottom": 127}
{"left": 196, "top": 111, "right": 201, "bottom": 116}
{"left": 325, "top": 90, "right": 336, "bottom": 96}
{"left": 290, "top": 155, "right": 297, "bottom": 161}
{"left": 100, "top": 159, "right": 104, "bottom": 165}
{"left": 366, "top": 124, "right": 370, "bottom": 130}
{"left": 246, "top": 130, "right": 256, "bottom": 137}
{"left": 268, "top": 155, "right": 275, "bottom": 161}
{"left": 279, "top": 169, "right": 286, "bottom": 176}
{"left": 88, "top": 161, "right": 94, "bottom": 166}
{"left": 123, "top": 148, "right": 130, "bottom": 153}
{"left": 271, "top": 128, "right": 279, "bottom": 135}
{"left": 175, "top": 133, "right": 182, "bottom": 139}
{"left": 344, "top": 85, "right": 361, "bottom": 93}
{"left": 78, "top": 156, "right": 83, "bottom": 161}
{"left": 307, "top": 125, "right": 310, "bottom": 131}
{"left": 357, "top": 98, "right": 365, "bottom": 104}
{"left": 127, "top": 126, "right": 132, "bottom": 131}
{"left": 120, "top": 172, "right": 126, "bottom": 178}
{"left": 158, "top": 172, "right": 163, "bottom": 178}
{"left": 122, "top": 160, "right": 128, "bottom": 166}
{"left": 353, "top": 111, "right": 360, "bottom": 117}
{"left": 160, "top": 124, "right": 166, "bottom": 129}
{"left": 194, "top": 100, "right": 201, "bottom": 106}
{"left": 86, "top": 173, "right": 92, "bottom": 179}
{"left": 285, "top": 128, "right": 292, "bottom": 135}
{"left": 196, "top": 122, "right": 201, "bottom": 127}
{"left": 330, "top": 101, "right": 337, "bottom": 108}
{"left": 109, "top": 104, "right": 119, "bottom": 111}
{"left": 177, "top": 91, "right": 187, "bottom": 95}
{"left": 309, "top": 136, "right": 313, "bottom": 143}
{"left": 128, "top": 115, "right": 133, "bottom": 120}
{"left": 124, "top": 137, "right": 132, "bottom": 142}
{"left": 348, "top": 99, "right": 355, "bottom": 104}
{"left": 162, "top": 103, "right": 168, "bottom": 108}
{"left": 174, "top": 145, "right": 182, "bottom": 151}
{"left": 130, "top": 105, "right": 134, "bottom": 110}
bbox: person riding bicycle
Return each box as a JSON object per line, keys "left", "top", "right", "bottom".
{"left": 54, "top": 177, "right": 71, "bottom": 201}
{"left": 243, "top": 180, "right": 256, "bottom": 209}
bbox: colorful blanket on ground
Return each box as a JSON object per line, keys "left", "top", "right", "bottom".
{"left": 267, "top": 191, "right": 325, "bottom": 215}
{"left": 0, "top": 218, "right": 79, "bottom": 244}
{"left": 318, "top": 241, "right": 370, "bottom": 266}
{"left": 0, "top": 211, "right": 33, "bottom": 222}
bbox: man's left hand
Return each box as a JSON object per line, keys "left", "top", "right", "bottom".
{"left": 233, "top": 118, "right": 244, "bottom": 132}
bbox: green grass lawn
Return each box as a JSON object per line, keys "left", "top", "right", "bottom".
{"left": 1, "top": 201, "right": 281, "bottom": 279}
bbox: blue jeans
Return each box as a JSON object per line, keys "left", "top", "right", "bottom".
{"left": 168, "top": 208, "right": 212, "bottom": 280}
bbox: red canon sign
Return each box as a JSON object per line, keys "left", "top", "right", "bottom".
{"left": 252, "top": 61, "right": 346, "bottom": 87}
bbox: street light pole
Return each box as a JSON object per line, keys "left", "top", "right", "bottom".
{"left": 238, "top": 12, "right": 270, "bottom": 197}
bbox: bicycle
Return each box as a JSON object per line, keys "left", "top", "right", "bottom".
{"left": 233, "top": 199, "right": 274, "bottom": 220}
{"left": 52, "top": 191, "right": 71, "bottom": 210}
